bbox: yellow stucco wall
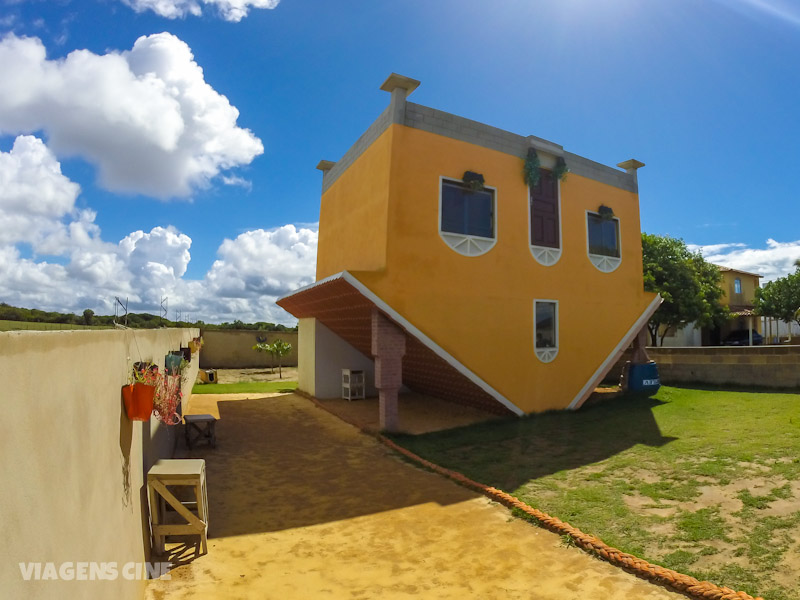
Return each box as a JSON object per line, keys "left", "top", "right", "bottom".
{"left": 719, "top": 270, "right": 760, "bottom": 306}
{"left": 718, "top": 271, "right": 762, "bottom": 335}
{"left": 0, "top": 328, "right": 199, "bottom": 600}
{"left": 318, "top": 123, "right": 656, "bottom": 413}
{"left": 316, "top": 127, "right": 394, "bottom": 280}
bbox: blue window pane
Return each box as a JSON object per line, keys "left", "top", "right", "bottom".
{"left": 441, "top": 181, "right": 494, "bottom": 238}
{"left": 587, "top": 214, "right": 619, "bottom": 257}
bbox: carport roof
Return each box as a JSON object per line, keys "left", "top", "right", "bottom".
{"left": 277, "top": 272, "right": 520, "bottom": 416}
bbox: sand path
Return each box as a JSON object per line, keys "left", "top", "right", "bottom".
{"left": 145, "top": 393, "right": 686, "bottom": 600}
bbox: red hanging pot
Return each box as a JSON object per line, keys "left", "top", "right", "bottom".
{"left": 122, "top": 383, "right": 155, "bottom": 421}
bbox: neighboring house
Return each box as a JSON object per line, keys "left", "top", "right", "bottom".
{"left": 277, "top": 74, "right": 659, "bottom": 428}
{"left": 660, "top": 265, "right": 762, "bottom": 347}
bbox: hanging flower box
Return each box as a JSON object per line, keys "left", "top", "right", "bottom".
{"left": 122, "top": 363, "right": 159, "bottom": 421}
{"left": 154, "top": 373, "right": 182, "bottom": 426}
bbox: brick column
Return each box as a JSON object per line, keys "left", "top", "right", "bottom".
{"left": 371, "top": 309, "right": 406, "bottom": 433}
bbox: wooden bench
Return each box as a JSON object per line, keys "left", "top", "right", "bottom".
{"left": 147, "top": 459, "right": 208, "bottom": 556}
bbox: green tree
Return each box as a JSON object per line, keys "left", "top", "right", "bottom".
{"left": 642, "top": 233, "right": 728, "bottom": 345}
{"left": 252, "top": 341, "right": 276, "bottom": 372}
{"left": 754, "top": 268, "right": 800, "bottom": 330}
{"left": 83, "top": 309, "right": 94, "bottom": 325}
{"left": 270, "top": 339, "right": 293, "bottom": 379}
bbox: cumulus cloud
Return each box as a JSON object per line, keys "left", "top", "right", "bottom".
{"left": 690, "top": 239, "right": 800, "bottom": 282}
{"left": 0, "top": 32, "right": 263, "bottom": 198}
{"left": 121, "top": 0, "right": 280, "bottom": 22}
{"left": 0, "top": 135, "right": 80, "bottom": 247}
{"left": 0, "top": 135, "right": 314, "bottom": 324}
{"left": 207, "top": 225, "right": 317, "bottom": 297}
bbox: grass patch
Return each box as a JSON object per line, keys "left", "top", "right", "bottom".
{"left": 676, "top": 507, "right": 728, "bottom": 542}
{"left": 0, "top": 319, "right": 111, "bottom": 331}
{"left": 192, "top": 381, "right": 297, "bottom": 394}
{"left": 389, "top": 386, "right": 800, "bottom": 600}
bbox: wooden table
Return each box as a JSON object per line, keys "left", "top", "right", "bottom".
{"left": 147, "top": 459, "right": 208, "bottom": 555}
{"left": 184, "top": 413, "right": 217, "bottom": 449}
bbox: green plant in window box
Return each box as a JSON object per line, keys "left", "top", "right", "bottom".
{"left": 598, "top": 205, "right": 615, "bottom": 221}
{"left": 523, "top": 147, "right": 540, "bottom": 187}
{"left": 553, "top": 156, "right": 569, "bottom": 181}
{"left": 462, "top": 171, "right": 485, "bottom": 191}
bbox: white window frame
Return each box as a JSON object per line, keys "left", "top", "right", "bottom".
{"left": 533, "top": 299, "right": 559, "bottom": 363}
{"left": 528, "top": 176, "right": 562, "bottom": 266}
{"left": 585, "top": 210, "right": 622, "bottom": 273}
{"left": 438, "top": 176, "right": 498, "bottom": 257}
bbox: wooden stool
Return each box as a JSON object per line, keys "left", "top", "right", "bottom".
{"left": 184, "top": 414, "right": 217, "bottom": 449}
{"left": 147, "top": 459, "right": 208, "bottom": 555}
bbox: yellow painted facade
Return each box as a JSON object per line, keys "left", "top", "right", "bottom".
{"left": 718, "top": 269, "right": 763, "bottom": 335}
{"left": 316, "top": 123, "right": 657, "bottom": 413}
{"left": 719, "top": 270, "right": 760, "bottom": 307}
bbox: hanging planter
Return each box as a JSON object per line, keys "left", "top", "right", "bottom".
{"left": 165, "top": 352, "right": 183, "bottom": 376}
{"left": 122, "top": 383, "right": 156, "bottom": 421}
{"left": 553, "top": 156, "right": 569, "bottom": 181}
{"left": 523, "top": 148, "right": 541, "bottom": 187}
{"left": 598, "top": 205, "right": 615, "bottom": 221}
{"left": 122, "top": 362, "right": 158, "bottom": 421}
{"left": 189, "top": 336, "right": 204, "bottom": 354}
{"left": 154, "top": 373, "right": 182, "bottom": 426}
{"left": 462, "top": 171, "right": 485, "bottom": 191}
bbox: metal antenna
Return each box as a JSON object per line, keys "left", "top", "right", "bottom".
{"left": 114, "top": 296, "right": 128, "bottom": 326}
{"left": 160, "top": 296, "right": 168, "bottom": 327}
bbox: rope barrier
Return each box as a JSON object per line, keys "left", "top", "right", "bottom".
{"left": 301, "top": 394, "right": 763, "bottom": 600}
{"left": 376, "top": 435, "right": 764, "bottom": 600}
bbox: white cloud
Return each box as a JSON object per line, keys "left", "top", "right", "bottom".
{"left": 691, "top": 239, "right": 800, "bottom": 282}
{"left": 121, "top": 0, "right": 280, "bottom": 22}
{"left": 0, "top": 136, "right": 314, "bottom": 324}
{"left": 0, "top": 135, "right": 80, "bottom": 247}
{"left": 0, "top": 32, "right": 263, "bottom": 198}
{"left": 206, "top": 225, "right": 317, "bottom": 298}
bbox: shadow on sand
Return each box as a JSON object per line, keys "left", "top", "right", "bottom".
{"left": 178, "top": 395, "right": 479, "bottom": 539}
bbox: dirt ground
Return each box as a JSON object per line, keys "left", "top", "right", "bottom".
{"left": 208, "top": 367, "right": 298, "bottom": 384}
{"left": 145, "top": 393, "right": 687, "bottom": 600}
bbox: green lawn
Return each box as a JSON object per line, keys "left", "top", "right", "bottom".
{"left": 0, "top": 319, "right": 111, "bottom": 331}
{"left": 191, "top": 381, "right": 298, "bottom": 395}
{"left": 391, "top": 387, "right": 800, "bottom": 600}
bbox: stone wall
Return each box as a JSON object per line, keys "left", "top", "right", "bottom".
{"left": 605, "top": 346, "right": 800, "bottom": 388}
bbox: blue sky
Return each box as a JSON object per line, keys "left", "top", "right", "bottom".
{"left": 1, "top": 0, "right": 799, "bottom": 324}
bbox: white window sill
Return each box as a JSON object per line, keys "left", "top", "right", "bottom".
{"left": 440, "top": 232, "right": 496, "bottom": 257}
{"left": 535, "top": 347, "right": 558, "bottom": 363}
{"left": 588, "top": 253, "right": 621, "bottom": 273}
{"left": 530, "top": 245, "right": 562, "bottom": 266}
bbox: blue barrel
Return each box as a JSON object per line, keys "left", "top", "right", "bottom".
{"left": 628, "top": 362, "right": 660, "bottom": 393}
